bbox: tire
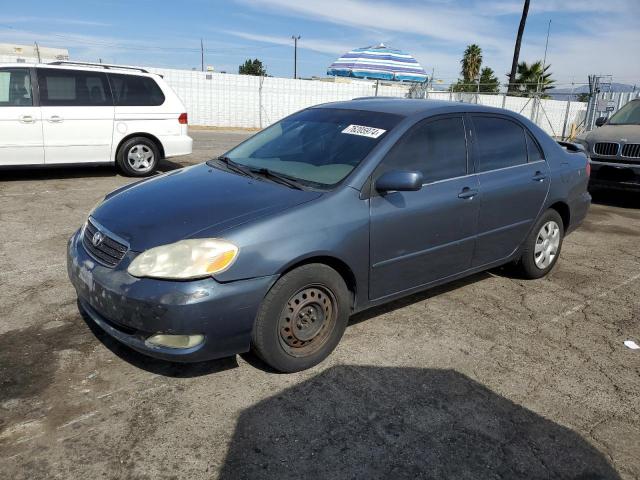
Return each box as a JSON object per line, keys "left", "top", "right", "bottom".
{"left": 516, "top": 209, "right": 564, "bottom": 279}
{"left": 116, "top": 137, "right": 160, "bottom": 177}
{"left": 251, "top": 264, "right": 350, "bottom": 373}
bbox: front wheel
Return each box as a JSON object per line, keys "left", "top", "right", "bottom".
{"left": 515, "top": 209, "right": 564, "bottom": 279}
{"left": 251, "top": 264, "right": 350, "bottom": 372}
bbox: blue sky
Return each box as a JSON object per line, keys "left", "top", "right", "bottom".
{"left": 1, "top": 0, "right": 639, "bottom": 87}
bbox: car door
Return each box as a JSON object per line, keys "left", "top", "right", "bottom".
{"left": 37, "top": 68, "right": 114, "bottom": 164}
{"left": 469, "top": 114, "right": 550, "bottom": 267}
{"left": 369, "top": 115, "right": 480, "bottom": 300}
{"left": 0, "top": 67, "right": 44, "bottom": 165}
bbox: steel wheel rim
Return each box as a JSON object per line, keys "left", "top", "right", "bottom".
{"left": 278, "top": 284, "right": 338, "bottom": 358}
{"left": 534, "top": 220, "right": 560, "bottom": 269}
{"left": 127, "top": 144, "right": 154, "bottom": 172}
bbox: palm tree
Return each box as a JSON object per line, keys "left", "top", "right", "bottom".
{"left": 479, "top": 67, "right": 500, "bottom": 93}
{"left": 461, "top": 44, "right": 482, "bottom": 84}
{"left": 508, "top": 0, "right": 530, "bottom": 92}
{"left": 514, "top": 61, "right": 555, "bottom": 95}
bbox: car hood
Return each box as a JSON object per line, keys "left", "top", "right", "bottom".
{"left": 92, "top": 163, "right": 322, "bottom": 251}
{"left": 586, "top": 124, "right": 640, "bottom": 144}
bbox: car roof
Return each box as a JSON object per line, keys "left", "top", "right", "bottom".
{"left": 0, "top": 62, "right": 157, "bottom": 77}
{"left": 313, "top": 97, "right": 511, "bottom": 117}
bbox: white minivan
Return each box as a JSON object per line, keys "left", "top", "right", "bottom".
{"left": 0, "top": 61, "right": 192, "bottom": 176}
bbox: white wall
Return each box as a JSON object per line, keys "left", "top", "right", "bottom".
{"left": 149, "top": 67, "right": 587, "bottom": 137}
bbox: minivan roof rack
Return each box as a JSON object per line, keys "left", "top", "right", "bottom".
{"left": 47, "top": 61, "right": 149, "bottom": 73}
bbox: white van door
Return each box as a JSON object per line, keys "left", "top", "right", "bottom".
{"left": 0, "top": 67, "right": 44, "bottom": 165}
{"left": 37, "top": 68, "right": 114, "bottom": 164}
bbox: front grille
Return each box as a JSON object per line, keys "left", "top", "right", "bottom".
{"left": 82, "top": 219, "right": 128, "bottom": 267}
{"left": 593, "top": 142, "right": 620, "bottom": 156}
{"left": 621, "top": 144, "right": 640, "bottom": 158}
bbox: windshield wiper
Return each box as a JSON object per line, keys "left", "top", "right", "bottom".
{"left": 250, "top": 168, "right": 306, "bottom": 190}
{"left": 210, "top": 156, "right": 258, "bottom": 179}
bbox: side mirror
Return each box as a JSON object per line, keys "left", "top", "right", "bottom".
{"left": 595, "top": 116, "right": 607, "bottom": 127}
{"left": 375, "top": 170, "right": 423, "bottom": 193}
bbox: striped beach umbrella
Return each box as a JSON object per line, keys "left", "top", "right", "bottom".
{"left": 327, "top": 43, "right": 428, "bottom": 83}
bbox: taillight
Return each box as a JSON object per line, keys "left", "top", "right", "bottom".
{"left": 586, "top": 160, "right": 591, "bottom": 178}
{"left": 178, "top": 113, "right": 188, "bottom": 125}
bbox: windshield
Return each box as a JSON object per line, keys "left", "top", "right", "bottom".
{"left": 222, "top": 108, "right": 403, "bottom": 188}
{"left": 608, "top": 100, "right": 640, "bottom": 125}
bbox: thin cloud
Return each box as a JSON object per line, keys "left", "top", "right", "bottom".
{"left": 0, "top": 16, "right": 111, "bottom": 27}
{"left": 224, "top": 30, "right": 354, "bottom": 56}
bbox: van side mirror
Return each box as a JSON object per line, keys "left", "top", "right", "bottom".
{"left": 595, "top": 116, "right": 607, "bottom": 127}
{"left": 375, "top": 170, "right": 423, "bottom": 193}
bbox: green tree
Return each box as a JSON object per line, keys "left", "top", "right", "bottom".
{"left": 238, "top": 59, "right": 267, "bottom": 76}
{"left": 513, "top": 60, "right": 555, "bottom": 96}
{"left": 461, "top": 44, "right": 482, "bottom": 84}
{"left": 450, "top": 44, "right": 484, "bottom": 92}
{"left": 479, "top": 67, "right": 500, "bottom": 93}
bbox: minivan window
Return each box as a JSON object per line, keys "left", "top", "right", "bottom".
{"left": 108, "top": 73, "right": 165, "bottom": 106}
{"left": 222, "top": 108, "right": 402, "bottom": 187}
{"left": 473, "top": 116, "right": 527, "bottom": 172}
{"left": 37, "top": 69, "right": 111, "bottom": 107}
{"left": 381, "top": 116, "right": 467, "bottom": 182}
{"left": 0, "top": 68, "right": 33, "bottom": 106}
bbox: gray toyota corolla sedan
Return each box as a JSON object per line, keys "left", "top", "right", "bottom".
{"left": 67, "top": 98, "right": 591, "bottom": 372}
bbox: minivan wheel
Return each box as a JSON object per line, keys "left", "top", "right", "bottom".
{"left": 516, "top": 209, "right": 564, "bottom": 279}
{"left": 117, "top": 137, "right": 160, "bottom": 177}
{"left": 251, "top": 264, "right": 350, "bottom": 373}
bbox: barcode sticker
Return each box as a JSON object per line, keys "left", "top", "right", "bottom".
{"left": 341, "top": 124, "right": 386, "bottom": 139}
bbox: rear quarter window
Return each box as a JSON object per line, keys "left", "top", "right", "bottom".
{"left": 472, "top": 115, "right": 528, "bottom": 172}
{"left": 108, "top": 73, "right": 165, "bottom": 106}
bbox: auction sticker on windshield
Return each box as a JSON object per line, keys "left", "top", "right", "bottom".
{"left": 341, "top": 124, "right": 387, "bottom": 139}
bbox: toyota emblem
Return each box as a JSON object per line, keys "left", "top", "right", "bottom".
{"left": 92, "top": 231, "right": 104, "bottom": 247}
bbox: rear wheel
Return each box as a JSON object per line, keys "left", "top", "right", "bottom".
{"left": 516, "top": 209, "right": 564, "bottom": 279}
{"left": 117, "top": 137, "right": 160, "bottom": 177}
{"left": 251, "top": 264, "right": 350, "bottom": 372}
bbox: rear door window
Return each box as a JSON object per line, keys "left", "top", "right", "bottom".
{"left": 380, "top": 116, "right": 468, "bottom": 183}
{"left": 0, "top": 68, "right": 33, "bottom": 106}
{"left": 37, "top": 68, "right": 111, "bottom": 106}
{"left": 472, "top": 115, "right": 528, "bottom": 172}
{"left": 526, "top": 133, "right": 544, "bottom": 162}
{"left": 108, "top": 73, "right": 165, "bottom": 106}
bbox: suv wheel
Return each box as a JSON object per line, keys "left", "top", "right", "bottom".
{"left": 251, "top": 264, "right": 350, "bottom": 372}
{"left": 516, "top": 209, "right": 564, "bottom": 279}
{"left": 117, "top": 137, "right": 160, "bottom": 177}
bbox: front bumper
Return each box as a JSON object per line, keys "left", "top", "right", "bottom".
{"left": 67, "top": 229, "right": 276, "bottom": 362}
{"left": 589, "top": 159, "right": 640, "bottom": 191}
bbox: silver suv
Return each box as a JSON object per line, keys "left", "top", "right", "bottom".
{"left": 576, "top": 98, "right": 640, "bottom": 190}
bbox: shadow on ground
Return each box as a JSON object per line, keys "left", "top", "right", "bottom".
{"left": 590, "top": 187, "right": 640, "bottom": 209}
{"left": 219, "top": 366, "right": 619, "bottom": 480}
{"left": 0, "top": 159, "right": 184, "bottom": 182}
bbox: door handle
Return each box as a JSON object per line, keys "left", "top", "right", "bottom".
{"left": 19, "top": 115, "right": 35, "bottom": 123}
{"left": 458, "top": 187, "right": 478, "bottom": 199}
{"left": 48, "top": 115, "right": 63, "bottom": 123}
{"left": 532, "top": 171, "right": 547, "bottom": 182}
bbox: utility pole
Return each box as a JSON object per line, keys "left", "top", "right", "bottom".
{"left": 34, "top": 41, "right": 41, "bottom": 63}
{"left": 200, "top": 38, "right": 204, "bottom": 72}
{"left": 292, "top": 35, "right": 301, "bottom": 79}
{"left": 508, "top": 0, "right": 530, "bottom": 92}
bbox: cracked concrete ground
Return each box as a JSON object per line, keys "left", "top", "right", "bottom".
{"left": 1, "top": 129, "right": 639, "bottom": 479}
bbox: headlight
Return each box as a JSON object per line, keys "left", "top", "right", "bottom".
{"left": 127, "top": 239, "right": 238, "bottom": 280}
